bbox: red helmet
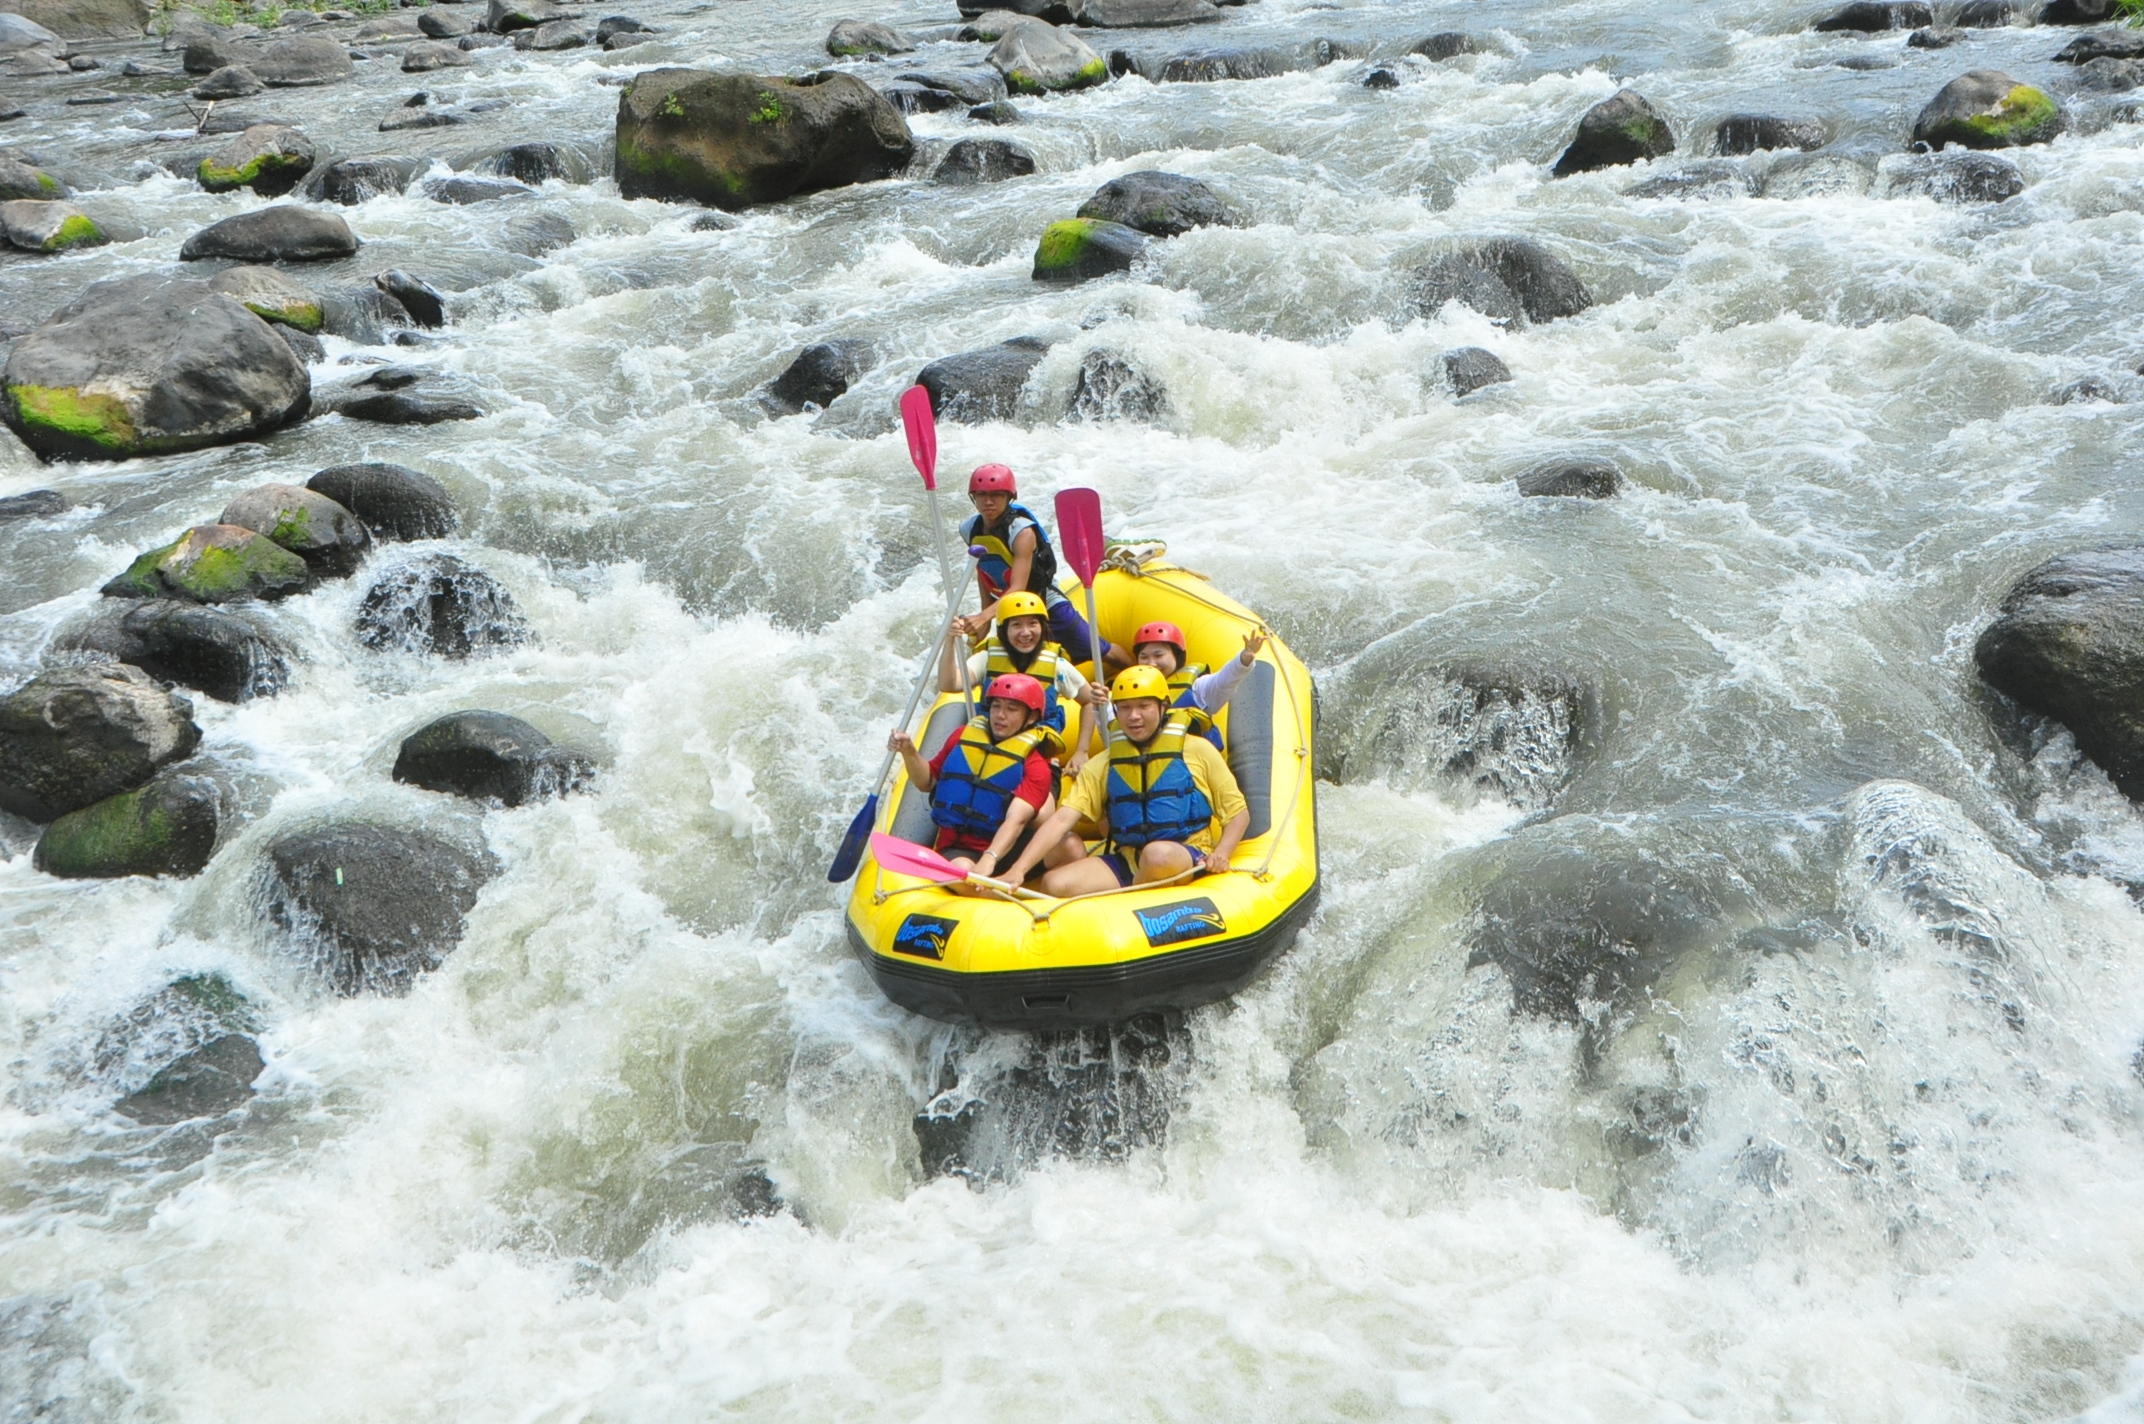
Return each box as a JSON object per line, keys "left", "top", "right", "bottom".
{"left": 968, "top": 463, "right": 1017, "bottom": 495}
{"left": 1133, "top": 621, "right": 1186, "bottom": 657}
{"left": 986, "top": 673, "right": 1045, "bottom": 715}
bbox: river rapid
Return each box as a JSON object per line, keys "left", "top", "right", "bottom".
{"left": 6, "top": 0, "right": 2144, "bottom": 1417}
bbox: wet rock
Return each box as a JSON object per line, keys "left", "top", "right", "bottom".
{"left": 1759, "top": 151, "right": 1875, "bottom": 197}
{"left": 969, "top": 99, "right": 1021, "bottom": 123}
{"left": 0, "top": 489, "right": 65, "bottom": 520}
{"left": 355, "top": 553, "right": 531, "bottom": 657}
{"left": 253, "top": 34, "right": 351, "bottom": 86}
{"left": 208, "top": 265, "right": 322, "bottom": 332}
{"left": 376, "top": 269, "right": 445, "bottom": 327}
{"left": 307, "top": 154, "right": 422, "bottom": 203}
{"left": 1075, "top": 169, "right": 1238, "bottom": 236}
{"left": 219, "top": 482, "right": 370, "bottom": 576}
{"left": 103, "top": 524, "right": 313, "bottom": 604}
{"left": 892, "top": 67, "right": 1006, "bottom": 104}
{"left": 0, "top": 664, "right": 200, "bottom": 822}
{"left": 478, "top": 140, "right": 587, "bottom": 184}
{"left": 392, "top": 710, "right": 593, "bottom": 805}
{"left": 614, "top": 67, "right": 914, "bottom": 209}
{"left": 191, "top": 62, "right": 263, "bottom": 98}
{"left": 1976, "top": 546, "right": 2144, "bottom": 799}
{"left": 33, "top": 767, "right": 221, "bottom": 879}
{"left": 1625, "top": 161, "right": 1753, "bottom": 200}
{"left": 2054, "top": 374, "right": 2122, "bottom": 404}
{"left": 424, "top": 174, "right": 533, "bottom": 203}
{"left": 1714, "top": 113, "right": 1826, "bottom": 154}
{"left": 276, "top": 326, "right": 325, "bottom": 365}
{"left": 990, "top": 15, "right": 1106, "bottom": 92}
{"left": 179, "top": 204, "right": 359, "bottom": 262}
{"left": 1878, "top": 149, "right": 2025, "bottom": 201}
{"left": 196, "top": 123, "right": 314, "bottom": 196}
{"left": 2071, "top": 56, "right": 2144, "bottom": 91}
{"left": 1146, "top": 41, "right": 1342, "bottom": 81}
{"left": 881, "top": 80, "right": 966, "bottom": 114}
{"left": 1411, "top": 31, "right": 1479, "bottom": 59}
{"left": 1409, "top": 237, "right": 1591, "bottom": 327}
{"left": 761, "top": 337, "right": 871, "bottom": 414}
{"left": 1442, "top": 346, "right": 1510, "bottom": 396}
{"left": 50, "top": 598, "right": 291, "bottom": 702}
{"left": 1067, "top": 348, "right": 1166, "bottom": 422}
{"left": 2039, "top": 0, "right": 2119, "bottom": 19}
{"left": 1, "top": 274, "right": 310, "bottom": 461}
{"left": 400, "top": 39, "right": 468, "bottom": 70}
{"left": 379, "top": 104, "right": 467, "bottom": 130}
{"left": 2053, "top": 30, "right": 2144, "bottom": 63}
{"left": 1517, "top": 458, "right": 1623, "bottom": 499}
{"left": 916, "top": 335, "right": 1049, "bottom": 423}
{"left": 1913, "top": 69, "right": 2062, "bottom": 148}
{"left": 307, "top": 461, "right": 457, "bottom": 540}
{"left": 1813, "top": 1, "right": 1933, "bottom": 30}
{"left": 1032, "top": 217, "right": 1146, "bottom": 282}
{"left": 504, "top": 208, "right": 576, "bottom": 254}
{"left": 329, "top": 383, "right": 484, "bottom": 424}
{"left": 486, "top": 0, "right": 564, "bottom": 31}
{"left": 1957, "top": 0, "right": 2017, "bottom": 20}
{"left": 113, "top": 1033, "right": 262, "bottom": 1122}
{"left": 595, "top": 14, "right": 653, "bottom": 42}
{"left": 0, "top": 152, "right": 66, "bottom": 199}
{"left": 514, "top": 19, "right": 590, "bottom": 50}
{"left": 263, "top": 822, "right": 498, "bottom": 994}
{"left": 934, "top": 136, "right": 1036, "bottom": 184}
{"left": 1074, "top": 0, "right": 1219, "bottom": 24}
{"left": 1553, "top": 88, "right": 1676, "bottom": 175}
{"left": 1361, "top": 66, "right": 1401, "bottom": 90}
{"left": 318, "top": 284, "right": 414, "bottom": 343}
{"left": 180, "top": 32, "right": 239, "bottom": 73}
{"left": 419, "top": 7, "right": 476, "bottom": 38}
{"left": 0, "top": 198, "right": 105, "bottom": 252}
{"left": 959, "top": 7, "right": 1051, "bottom": 37}
{"left": 827, "top": 17, "right": 911, "bottom": 55}
{"left": 1908, "top": 24, "right": 1965, "bottom": 47}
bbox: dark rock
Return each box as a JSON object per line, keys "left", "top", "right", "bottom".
{"left": 601, "top": 29, "right": 650, "bottom": 49}
{"left": 1362, "top": 66, "right": 1400, "bottom": 89}
{"left": 355, "top": 553, "right": 531, "bottom": 657}
{"left": 1032, "top": 217, "right": 1146, "bottom": 282}
{"left": 275, "top": 325, "right": 325, "bottom": 365}
{"left": 253, "top": 34, "right": 352, "bottom": 86}
{"left": 263, "top": 822, "right": 498, "bottom": 994}
{"left": 197, "top": 106, "right": 301, "bottom": 135}
{"left": 207, "top": 263, "right": 323, "bottom": 331}
{"left": 1956, "top": 0, "right": 2016, "bottom": 20}
{"left": 64, "top": 91, "right": 128, "bottom": 107}
{"left": 917, "top": 336, "right": 1049, "bottom": 423}
{"left": 1067, "top": 348, "right": 1165, "bottom": 422}
{"left": 615, "top": 68, "right": 915, "bottom": 210}
{"left": 219, "top": 482, "right": 370, "bottom": 576}
{"left": 0, "top": 489, "right": 65, "bottom": 520}
{"left": 424, "top": 174, "right": 533, "bottom": 203}
{"left": 307, "top": 154, "right": 423, "bottom": 204}
{"left": 113, "top": 1034, "right": 262, "bottom": 1122}
{"left": 419, "top": 7, "right": 475, "bottom": 37}
{"left": 989, "top": 15, "right": 1107, "bottom": 91}
{"left": 1442, "top": 346, "right": 1510, "bottom": 396}
{"left": 34, "top": 767, "right": 221, "bottom": 878}
{"left": 307, "top": 461, "right": 458, "bottom": 540}
{"left": 1912, "top": 69, "right": 2062, "bottom": 148}
{"left": 762, "top": 338, "right": 871, "bottom": 413}
{"left": 379, "top": 106, "right": 469, "bottom": 130}
{"left": 957, "top": 0, "right": 1069, "bottom": 24}
{"left": 0, "top": 664, "right": 200, "bottom": 822}
{"left": 827, "top": 18, "right": 912, "bottom": 55}
{"left": 377, "top": 269, "right": 446, "bottom": 327}
{"left": 103, "top": 524, "right": 313, "bottom": 603}
{"left": 1, "top": 274, "right": 310, "bottom": 461}
{"left": 934, "top": 136, "right": 1036, "bottom": 184}
{"left": 2054, "top": 375, "right": 2121, "bottom": 404}
{"left": 1150, "top": 41, "right": 1340, "bottom": 82}
{"left": 318, "top": 284, "right": 414, "bottom": 343}
{"left": 329, "top": 385, "right": 484, "bottom": 424}
{"left": 181, "top": 32, "right": 239, "bottom": 72}
{"left": 1411, "top": 32, "right": 1479, "bottom": 59}
{"left": 892, "top": 67, "right": 1006, "bottom": 104}
{"left": 2053, "top": 30, "right": 2144, "bottom": 62}
{"left": 969, "top": 99, "right": 1021, "bottom": 123}
{"left": 1517, "top": 458, "right": 1622, "bottom": 498}
{"left": 191, "top": 62, "right": 263, "bottom": 97}
{"left": 1908, "top": 24, "right": 1965, "bottom": 46}
{"left": 504, "top": 209, "right": 576, "bottom": 254}
{"left": 485, "top": 0, "right": 563, "bottom": 31}
{"left": 2039, "top": 0, "right": 2118, "bottom": 20}
{"left": 50, "top": 599, "right": 291, "bottom": 702}
{"left": 392, "top": 710, "right": 593, "bottom": 805}
{"left": 180, "top": 204, "right": 359, "bottom": 261}
{"left": 1409, "top": 237, "right": 1591, "bottom": 327}
{"left": 478, "top": 140, "right": 586, "bottom": 184}
{"left": 196, "top": 122, "right": 314, "bottom": 196}
{"left": 881, "top": 81, "right": 966, "bottom": 114}
{"left": 1976, "top": 547, "right": 2144, "bottom": 798}
{"left": 1626, "top": 161, "right": 1754, "bottom": 200}
{"left": 1071, "top": 0, "right": 1220, "bottom": 25}
{"left": 595, "top": 14, "right": 653, "bottom": 41}
{"left": 1075, "top": 169, "right": 1238, "bottom": 236}
{"left": 687, "top": 211, "right": 736, "bottom": 231}
{"left": 1553, "top": 88, "right": 1676, "bottom": 176}
{"left": 1881, "top": 149, "right": 2025, "bottom": 201}
{"left": 1813, "top": 1, "right": 1933, "bottom": 30}
{"left": 1713, "top": 113, "right": 1826, "bottom": 154}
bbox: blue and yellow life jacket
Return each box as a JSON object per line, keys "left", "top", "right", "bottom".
{"left": 980, "top": 635, "right": 1073, "bottom": 739}
{"left": 1163, "top": 662, "right": 1221, "bottom": 748}
{"left": 1103, "top": 720, "right": 1214, "bottom": 850}
{"left": 930, "top": 717, "right": 1061, "bottom": 837}
{"left": 960, "top": 502, "right": 1068, "bottom": 610}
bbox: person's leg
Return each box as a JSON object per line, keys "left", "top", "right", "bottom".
{"left": 1048, "top": 601, "right": 1132, "bottom": 677}
{"left": 1039, "top": 852, "right": 1124, "bottom": 896}
{"left": 1133, "top": 841, "right": 1202, "bottom": 884}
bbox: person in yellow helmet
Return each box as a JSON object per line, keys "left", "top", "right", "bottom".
{"left": 938, "top": 589, "right": 1101, "bottom": 761}
{"left": 1001, "top": 665, "right": 1249, "bottom": 895}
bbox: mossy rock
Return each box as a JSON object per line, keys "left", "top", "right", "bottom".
{"left": 114, "top": 1034, "right": 263, "bottom": 1125}
{"left": 207, "top": 264, "right": 323, "bottom": 333}
{"left": 1553, "top": 89, "right": 1677, "bottom": 176}
{"left": 0, "top": 199, "right": 108, "bottom": 254}
{"left": 103, "top": 524, "right": 312, "bottom": 604}
{"left": 8, "top": 382, "right": 136, "bottom": 452}
{"left": 1031, "top": 217, "right": 1147, "bottom": 282}
{"left": 1912, "top": 70, "right": 2062, "bottom": 149}
{"left": 33, "top": 769, "right": 221, "bottom": 879}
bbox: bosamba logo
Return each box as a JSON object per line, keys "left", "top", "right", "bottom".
{"left": 1134, "top": 897, "right": 1227, "bottom": 947}
{"left": 892, "top": 913, "right": 957, "bottom": 960}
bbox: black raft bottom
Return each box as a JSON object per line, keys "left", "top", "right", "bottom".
{"left": 851, "top": 879, "right": 1321, "bottom": 1029}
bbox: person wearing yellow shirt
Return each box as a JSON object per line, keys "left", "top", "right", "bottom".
{"left": 1002, "top": 665, "right": 1250, "bottom": 896}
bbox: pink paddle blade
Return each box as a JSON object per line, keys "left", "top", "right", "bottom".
{"left": 900, "top": 386, "right": 938, "bottom": 491}
{"left": 871, "top": 831, "right": 966, "bottom": 882}
{"left": 1055, "top": 487, "right": 1104, "bottom": 586}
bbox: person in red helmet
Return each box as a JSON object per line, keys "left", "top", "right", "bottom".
{"left": 1130, "top": 620, "right": 1269, "bottom": 747}
{"left": 952, "top": 463, "right": 1128, "bottom": 674}
{"left": 888, "top": 673, "right": 1059, "bottom": 882}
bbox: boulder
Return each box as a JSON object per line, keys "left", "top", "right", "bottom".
{"left": 0, "top": 198, "right": 105, "bottom": 253}
{"left": 6, "top": 0, "right": 150, "bottom": 38}
{"left": 2071, "top": 56, "right": 2144, "bottom": 90}
{"left": 196, "top": 123, "right": 315, "bottom": 196}
{"left": 49, "top": 598, "right": 291, "bottom": 702}
{"left": 401, "top": 39, "right": 469, "bottom": 70}
{"left": 252, "top": 34, "right": 351, "bottom": 85}
{"left": 0, "top": 664, "right": 200, "bottom": 822}
{"left": 1409, "top": 238, "right": 1591, "bottom": 327}
{"left": 1975, "top": 547, "right": 2144, "bottom": 798}
{"left": 306, "top": 461, "right": 457, "bottom": 540}
{"left": 219, "top": 482, "right": 370, "bottom": 576}
{"left": 959, "top": 1, "right": 1068, "bottom": 28}
{"left": 1517, "top": 458, "right": 1622, "bottom": 498}
{"left": 891, "top": 67, "right": 1006, "bottom": 104}
{"left": 970, "top": 99, "right": 1021, "bottom": 123}
{"left": 207, "top": 264, "right": 322, "bottom": 332}
{"left": 1071, "top": 0, "right": 1220, "bottom": 25}
{"left": 1411, "top": 32, "right": 1479, "bottom": 59}
{"left": 392, "top": 710, "right": 593, "bottom": 805}
{"left": 2053, "top": 31, "right": 2144, "bottom": 63}
{"left": 33, "top": 767, "right": 221, "bottom": 878}
{"left": 881, "top": 81, "right": 967, "bottom": 114}
{"left": 916, "top": 336, "right": 1049, "bottom": 422}
{"left": 103, "top": 524, "right": 313, "bottom": 603}
{"left": 180, "top": 32, "right": 240, "bottom": 72}
{"left": 262, "top": 822, "right": 498, "bottom": 994}
{"left": 1813, "top": 1, "right": 1933, "bottom": 29}
{"left": 933, "top": 136, "right": 1035, "bottom": 184}
{"left": 379, "top": 105, "right": 468, "bottom": 130}
{"left": 376, "top": 269, "right": 446, "bottom": 327}
{"left": 0, "top": 489, "right": 65, "bottom": 520}
{"left": 318, "top": 284, "right": 414, "bottom": 343}
{"left": 761, "top": 338, "right": 871, "bottom": 413}
{"left": 1, "top": 274, "right": 310, "bottom": 462}
{"left": 0, "top": 151, "right": 65, "bottom": 199}
{"left": 595, "top": 14, "right": 652, "bottom": 42}
{"left": 1032, "top": 217, "right": 1146, "bottom": 281}
{"left": 1552, "top": 89, "right": 1676, "bottom": 175}
{"left": 0, "top": 10, "right": 62, "bottom": 45}
{"left": 179, "top": 204, "right": 359, "bottom": 262}
{"left": 419, "top": 7, "right": 475, "bottom": 37}
{"left": 355, "top": 553, "right": 531, "bottom": 657}
{"left": 1912, "top": 69, "right": 2062, "bottom": 148}
{"left": 113, "top": 1033, "right": 262, "bottom": 1123}
{"left": 2039, "top": 0, "right": 2117, "bottom": 19}
{"left": 1908, "top": 25, "right": 1965, "bottom": 47}
{"left": 477, "top": 140, "right": 587, "bottom": 184}
{"left": 327, "top": 378, "right": 483, "bottom": 424}
{"left": 1067, "top": 348, "right": 1165, "bottom": 422}
{"left": 192, "top": 63, "right": 263, "bottom": 98}
{"left": 614, "top": 67, "right": 915, "bottom": 210}
{"left": 515, "top": 19, "right": 589, "bottom": 49}
{"left": 1442, "top": 346, "right": 1511, "bottom": 396}
{"left": 1075, "top": 169, "right": 1239, "bottom": 236}
{"left": 827, "top": 18, "right": 912, "bottom": 54}
{"left": 1625, "top": 160, "right": 1754, "bottom": 200}
{"left": 1879, "top": 148, "right": 2025, "bottom": 201}
{"left": 423, "top": 174, "right": 532, "bottom": 203}
{"left": 275, "top": 326, "right": 325, "bottom": 365}
{"left": 1139, "top": 41, "right": 1345, "bottom": 80}
{"left": 989, "top": 16, "right": 1106, "bottom": 92}
{"left": 308, "top": 155, "right": 423, "bottom": 203}
{"left": 485, "top": 0, "right": 564, "bottom": 32}
{"left": 1713, "top": 113, "right": 1826, "bottom": 154}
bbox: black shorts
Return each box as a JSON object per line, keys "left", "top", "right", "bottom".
{"left": 1099, "top": 844, "right": 1205, "bottom": 887}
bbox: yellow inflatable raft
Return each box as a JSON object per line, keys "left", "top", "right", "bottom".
{"left": 845, "top": 550, "right": 1319, "bottom": 1029}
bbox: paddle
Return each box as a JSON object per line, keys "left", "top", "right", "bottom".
{"left": 1054, "top": 487, "right": 1107, "bottom": 758}
{"left": 826, "top": 388, "right": 965, "bottom": 883}
{"left": 869, "top": 832, "right": 1033, "bottom": 897}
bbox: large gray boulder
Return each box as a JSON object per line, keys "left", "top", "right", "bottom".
{"left": 0, "top": 151, "right": 66, "bottom": 199}
{"left": 207, "top": 264, "right": 322, "bottom": 332}
{"left": 1075, "top": 169, "right": 1239, "bottom": 236}
{"left": 1813, "top": 1, "right": 1933, "bottom": 29}
{"left": 251, "top": 34, "right": 350, "bottom": 86}
{"left": 4, "top": 0, "right": 148, "bottom": 39}
{"left": 191, "top": 63, "right": 263, "bottom": 99}
{"left": 1552, "top": 89, "right": 1675, "bottom": 175}
{"left": 932, "top": 136, "right": 1036, "bottom": 185}
{"left": 196, "top": 123, "right": 315, "bottom": 196}
{"left": 0, "top": 198, "right": 106, "bottom": 253}
{"left": 1072, "top": 0, "right": 1220, "bottom": 25}
{"left": 485, "top": 0, "right": 565, "bottom": 31}
{"left": 827, "top": 18, "right": 912, "bottom": 54}
{"left": 916, "top": 336, "right": 1049, "bottom": 422}
{"left": 1878, "top": 149, "right": 2025, "bottom": 202}
{"left": 0, "top": 664, "right": 200, "bottom": 822}
{"left": 1911, "top": 69, "right": 2062, "bottom": 149}
{"left": 614, "top": 67, "right": 914, "bottom": 210}
{"left": 263, "top": 822, "right": 498, "bottom": 994}
{"left": 989, "top": 16, "right": 1106, "bottom": 92}
{"left": 102, "top": 524, "right": 314, "bottom": 604}
{"left": 34, "top": 767, "right": 222, "bottom": 879}
{"left": 307, "top": 155, "right": 423, "bottom": 204}
{"left": 306, "top": 461, "right": 458, "bottom": 540}
{"left": 392, "top": 710, "right": 593, "bottom": 805}
{"left": 1409, "top": 238, "right": 1592, "bottom": 327}
{"left": 181, "top": 32, "right": 240, "bottom": 73}
{"left": 179, "top": 204, "right": 358, "bottom": 262}
{"left": 1, "top": 274, "right": 309, "bottom": 462}
{"left": 1714, "top": 114, "right": 1826, "bottom": 154}
{"left": 49, "top": 599, "right": 292, "bottom": 702}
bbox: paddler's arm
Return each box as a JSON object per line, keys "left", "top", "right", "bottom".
{"left": 971, "top": 798, "right": 1037, "bottom": 881}
{"left": 888, "top": 729, "right": 935, "bottom": 791}
{"left": 1004, "top": 754, "right": 1106, "bottom": 883}
{"left": 1204, "top": 808, "right": 1250, "bottom": 878}
{"left": 1186, "top": 738, "right": 1250, "bottom": 877}
{"left": 1001, "top": 801, "right": 1081, "bottom": 884}
{"left": 937, "top": 630, "right": 984, "bottom": 694}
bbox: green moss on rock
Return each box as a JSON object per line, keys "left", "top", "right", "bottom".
{"left": 8, "top": 383, "right": 137, "bottom": 450}
{"left": 1032, "top": 217, "right": 1146, "bottom": 283}
{"left": 44, "top": 213, "right": 105, "bottom": 252}
{"left": 33, "top": 773, "right": 220, "bottom": 880}
{"left": 1965, "top": 84, "right": 2058, "bottom": 144}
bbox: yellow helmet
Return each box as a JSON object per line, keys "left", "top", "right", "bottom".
{"left": 996, "top": 591, "right": 1049, "bottom": 624}
{"left": 1111, "top": 665, "right": 1170, "bottom": 703}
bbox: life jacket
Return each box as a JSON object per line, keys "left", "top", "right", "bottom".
{"left": 981, "top": 635, "right": 1072, "bottom": 738}
{"left": 1163, "top": 662, "right": 1222, "bottom": 748}
{"left": 960, "top": 501, "right": 1066, "bottom": 609}
{"left": 929, "top": 716, "right": 1061, "bottom": 837}
{"left": 1103, "top": 720, "right": 1214, "bottom": 850}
